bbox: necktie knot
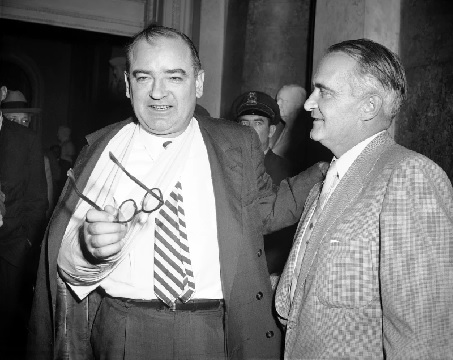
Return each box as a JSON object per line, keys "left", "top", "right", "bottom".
{"left": 318, "top": 159, "right": 339, "bottom": 210}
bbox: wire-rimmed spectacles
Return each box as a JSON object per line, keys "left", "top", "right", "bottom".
{"left": 67, "top": 151, "right": 164, "bottom": 223}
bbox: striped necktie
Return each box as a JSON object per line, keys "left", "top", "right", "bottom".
{"left": 154, "top": 181, "right": 195, "bottom": 306}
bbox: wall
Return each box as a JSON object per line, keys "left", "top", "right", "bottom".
{"left": 197, "top": 0, "right": 227, "bottom": 117}
{"left": 0, "top": 0, "right": 147, "bottom": 36}
{"left": 313, "top": 0, "right": 401, "bottom": 69}
{"left": 397, "top": 0, "right": 453, "bottom": 180}
{"left": 220, "top": 0, "right": 249, "bottom": 118}
{"left": 242, "top": 0, "right": 312, "bottom": 97}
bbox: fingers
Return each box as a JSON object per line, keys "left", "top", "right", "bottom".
{"left": 317, "top": 161, "right": 330, "bottom": 177}
{"left": 83, "top": 207, "right": 127, "bottom": 262}
{"left": 86, "top": 206, "right": 118, "bottom": 223}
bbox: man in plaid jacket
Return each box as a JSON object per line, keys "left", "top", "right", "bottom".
{"left": 275, "top": 38, "right": 453, "bottom": 359}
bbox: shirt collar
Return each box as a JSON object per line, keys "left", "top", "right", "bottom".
{"left": 334, "top": 131, "right": 384, "bottom": 180}
{"left": 138, "top": 117, "right": 195, "bottom": 160}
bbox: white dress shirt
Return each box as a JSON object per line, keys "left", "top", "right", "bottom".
{"left": 69, "top": 119, "right": 223, "bottom": 300}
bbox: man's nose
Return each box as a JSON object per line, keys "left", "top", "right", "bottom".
{"left": 150, "top": 79, "right": 167, "bottom": 99}
{"left": 304, "top": 92, "right": 318, "bottom": 112}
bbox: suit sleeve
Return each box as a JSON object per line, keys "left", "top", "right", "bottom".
{"left": 247, "top": 128, "right": 324, "bottom": 234}
{"left": 380, "top": 157, "right": 453, "bottom": 359}
{"left": 263, "top": 165, "right": 324, "bottom": 233}
{"left": 24, "top": 133, "right": 48, "bottom": 246}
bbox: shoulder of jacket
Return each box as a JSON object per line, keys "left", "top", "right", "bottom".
{"left": 196, "top": 114, "right": 254, "bottom": 142}
{"left": 85, "top": 118, "right": 133, "bottom": 145}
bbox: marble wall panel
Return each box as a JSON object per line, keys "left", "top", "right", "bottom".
{"left": 242, "top": 0, "right": 311, "bottom": 97}
{"left": 398, "top": 0, "right": 453, "bottom": 180}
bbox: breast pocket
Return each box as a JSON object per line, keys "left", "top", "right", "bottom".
{"left": 316, "top": 236, "right": 375, "bottom": 308}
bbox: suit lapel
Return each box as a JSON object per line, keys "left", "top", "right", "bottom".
{"left": 275, "top": 184, "right": 321, "bottom": 318}
{"left": 197, "top": 116, "right": 243, "bottom": 304}
{"left": 292, "top": 132, "right": 395, "bottom": 307}
{"left": 48, "top": 120, "right": 132, "bottom": 308}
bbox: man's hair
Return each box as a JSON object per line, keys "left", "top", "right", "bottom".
{"left": 125, "top": 24, "right": 202, "bottom": 75}
{"left": 327, "top": 38, "right": 407, "bottom": 119}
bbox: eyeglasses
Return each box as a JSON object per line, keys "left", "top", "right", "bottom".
{"left": 67, "top": 151, "right": 164, "bottom": 223}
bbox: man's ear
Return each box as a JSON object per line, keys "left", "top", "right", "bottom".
{"left": 124, "top": 72, "right": 131, "bottom": 99}
{"left": 361, "top": 94, "right": 382, "bottom": 121}
{"left": 196, "top": 70, "right": 204, "bottom": 98}
{"left": 268, "top": 124, "right": 277, "bottom": 138}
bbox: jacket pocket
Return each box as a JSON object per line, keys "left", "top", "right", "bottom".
{"left": 316, "top": 236, "right": 375, "bottom": 308}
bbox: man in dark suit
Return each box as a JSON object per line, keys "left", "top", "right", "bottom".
{"left": 28, "top": 25, "right": 324, "bottom": 359}
{"left": 233, "top": 91, "right": 298, "bottom": 279}
{"left": 276, "top": 39, "right": 453, "bottom": 359}
{"left": 233, "top": 90, "right": 294, "bottom": 185}
{"left": 0, "top": 86, "right": 48, "bottom": 359}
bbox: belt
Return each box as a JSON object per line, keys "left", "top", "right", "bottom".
{"left": 110, "top": 297, "right": 224, "bottom": 312}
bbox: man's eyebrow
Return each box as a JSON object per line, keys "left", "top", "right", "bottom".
{"left": 165, "top": 68, "right": 188, "bottom": 76}
{"left": 131, "top": 70, "right": 151, "bottom": 77}
{"left": 313, "top": 82, "right": 334, "bottom": 92}
{"left": 131, "top": 69, "right": 188, "bottom": 76}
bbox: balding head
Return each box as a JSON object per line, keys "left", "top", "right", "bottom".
{"left": 276, "top": 84, "right": 306, "bottom": 125}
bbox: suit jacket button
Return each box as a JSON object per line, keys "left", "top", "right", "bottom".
{"left": 266, "top": 330, "right": 274, "bottom": 338}
{"left": 256, "top": 291, "right": 263, "bottom": 300}
{"left": 257, "top": 249, "right": 263, "bottom": 257}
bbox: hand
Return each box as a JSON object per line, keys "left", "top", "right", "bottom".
{"left": 317, "top": 161, "right": 330, "bottom": 177}
{"left": 83, "top": 205, "right": 128, "bottom": 262}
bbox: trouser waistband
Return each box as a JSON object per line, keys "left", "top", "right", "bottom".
{"left": 106, "top": 295, "right": 224, "bottom": 312}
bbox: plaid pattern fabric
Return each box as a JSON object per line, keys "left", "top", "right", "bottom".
{"left": 277, "top": 132, "right": 453, "bottom": 359}
{"left": 275, "top": 189, "right": 319, "bottom": 321}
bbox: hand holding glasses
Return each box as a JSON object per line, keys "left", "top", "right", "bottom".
{"left": 67, "top": 152, "right": 164, "bottom": 223}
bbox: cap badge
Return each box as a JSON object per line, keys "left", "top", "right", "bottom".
{"left": 245, "top": 92, "right": 258, "bottom": 105}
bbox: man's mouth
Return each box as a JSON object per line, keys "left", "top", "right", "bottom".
{"left": 150, "top": 105, "right": 171, "bottom": 111}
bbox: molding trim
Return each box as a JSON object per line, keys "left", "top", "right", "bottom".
{"left": 1, "top": 0, "right": 149, "bottom": 36}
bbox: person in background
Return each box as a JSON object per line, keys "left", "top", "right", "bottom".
{"left": 2, "top": 90, "right": 41, "bottom": 127}
{"left": 0, "top": 86, "right": 48, "bottom": 360}
{"left": 233, "top": 90, "right": 294, "bottom": 185}
{"left": 275, "top": 38, "right": 453, "bottom": 359}
{"left": 233, "top": 91, "right": 302, "bottom": 284}
{"left": 28, "top": 24, "right": 325, "bottom": 359}
{"left": 269, "top": 85, "right": 307, "bottom": 171}
{"left": 56, "top": 125, "right": 75, "bottom": 200}
{"left": 3, "top": 90, "right": 54, "bottom": 217}
{"left": 57, "top": 125, "right": 75, "bottom": 167}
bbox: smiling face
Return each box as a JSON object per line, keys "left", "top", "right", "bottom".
{"left": 125, "top": 36, "right": 204, "bottom": 137}
{"left": 239, "top": 114, "right": 276, "bottom": 152}
{"left": 304, "top": 52, "right": 364, "bottom": 157}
